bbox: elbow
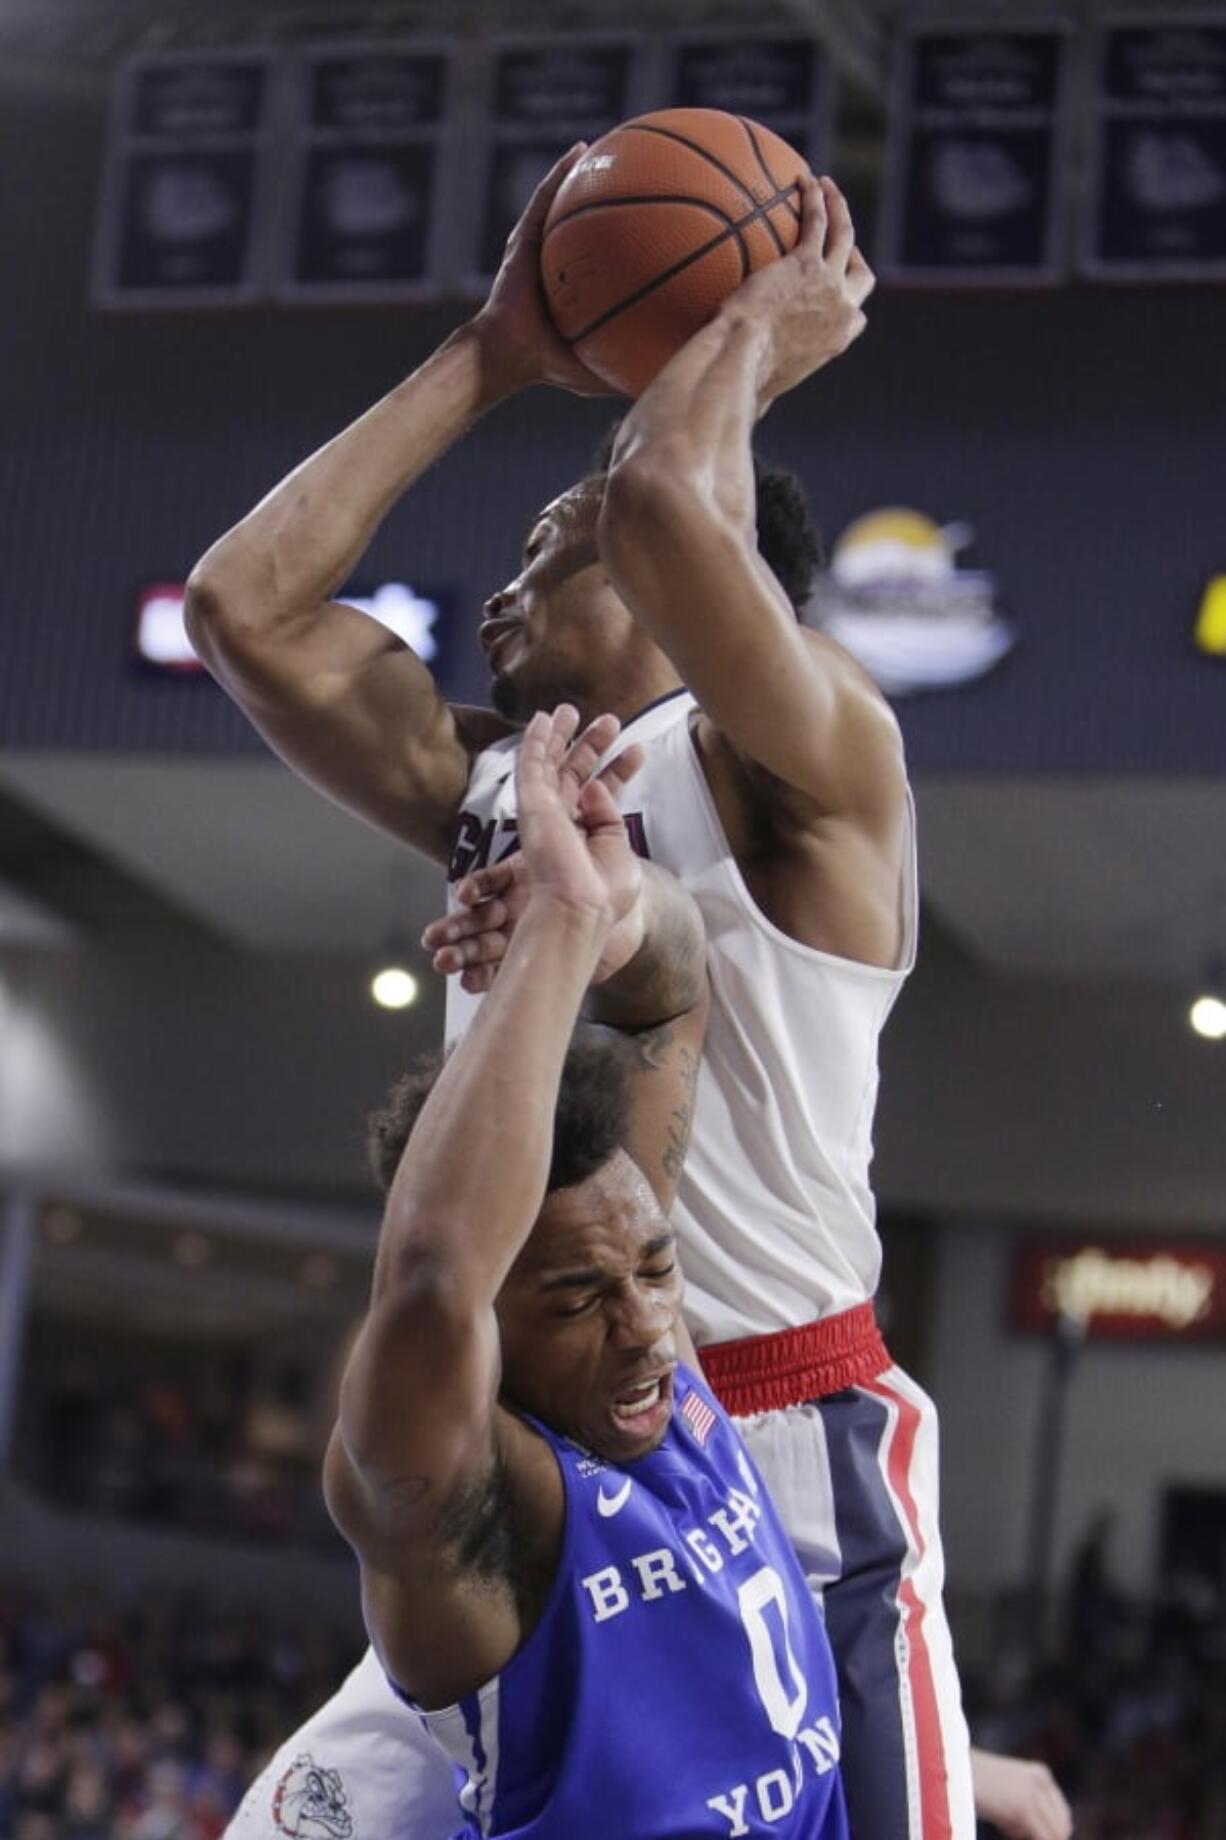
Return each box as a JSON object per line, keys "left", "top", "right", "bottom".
{"left": 597, "top": 447, "right": 706, "bottom": 571}
{"left": 183, "top": 553, "right": 253, "bottom": 665}
{"left": 373, "top": 1236, "right": 468, "bottom": 1313}
{"left": 184, "top": 535, "right": 289, "bottom": 666}
{"left": 182, "top": 562, "right": 224, "bottom": 658}
{"left": 602, "top": 441, "right": 698, "bottom": 520}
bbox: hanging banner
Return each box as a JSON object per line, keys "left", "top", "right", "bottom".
{"left": 280, "top": 44, "right": 454, "bottom": 301}
{"left": 93, "top": 51, "right": 276, "bottom": 307}
{"left": 879, "top": 27, "right": 1071, "bottom": 284}
{"left": 1083, "top": 19, "right": 1226, "bottom": 279}
{"left": 1012, "top": 1237, "right": 1226, "bottom": 1341}
{"left": 665, "top": 34, "right": 831, "bottom": 170}
{"left": 468, "top": 37, "right": 651, "bottom": 284}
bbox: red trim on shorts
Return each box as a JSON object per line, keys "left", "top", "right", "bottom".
{"left": 698, "top": 1302, "right": 890, "bottom": 1416}
{"left": 863, "top": 1372, "right": 953, "bottom": 1840}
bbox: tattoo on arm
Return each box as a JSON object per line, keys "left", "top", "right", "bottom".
{"left": 625, "top": 1025, "right": 700, "bottom": 1186}
{"left": 662, "top": 1045, "right": 699, "bottom": 1180}
{"left": 626, "top": 1022, "right": 676, "bottom": 1071}
{"left": 375, "top": 1474, "right": 433, "bottom": 1515}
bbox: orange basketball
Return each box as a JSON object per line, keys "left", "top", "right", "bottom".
{"left": 541, "top": 108, "right": 810, "bottom": 397}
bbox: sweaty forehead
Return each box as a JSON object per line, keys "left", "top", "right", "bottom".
{"left": 515, "top": 1154, "right": 665, "bottom": 1279}
{"left": 529, "top": 480, "right": 603, "bottom": 546}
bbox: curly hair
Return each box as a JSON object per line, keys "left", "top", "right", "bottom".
{"left": 366, "top": 1025, "right": 631, "bottom": 1198}
{"left": 589, "top": 422, "right": 824, "bottom": 614}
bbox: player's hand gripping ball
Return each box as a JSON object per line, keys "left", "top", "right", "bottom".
{"left": 541, "top": 108, "right": 810, "bottom": 397}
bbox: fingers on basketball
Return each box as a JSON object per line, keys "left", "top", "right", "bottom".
{"left": 522, "top": 143, "right": 588, "bottom": 238}
{"left": 820, "top": 178, "right": 855, "bottom": 267}
{"left": 540, "top": 109, "right": 811, "bottom": 396}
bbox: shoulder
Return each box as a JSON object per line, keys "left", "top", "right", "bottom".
{"left": 695, "top": 626, "right": 907, "bottom": 834}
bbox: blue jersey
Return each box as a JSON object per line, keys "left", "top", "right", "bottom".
{"left": 409, "top": 1367, "right": 848, "bottom": 1839}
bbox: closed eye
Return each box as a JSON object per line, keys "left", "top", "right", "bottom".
{"left": 552, "top": 1293, "right": 601, "bottom": 1320}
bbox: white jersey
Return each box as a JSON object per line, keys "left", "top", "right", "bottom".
{"left": 446, "top": 689, "right": 917, "bottom": 1344}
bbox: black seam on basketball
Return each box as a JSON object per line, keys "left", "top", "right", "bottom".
{"left": 738, "top": 118, "right": 790, "bottom": 249}
{"left": 624, "top": 121, "right": 774, "bottom": 217}
{"left": 544, "top": 192, "right": 739, "bottom": 240}
{"left": 564, "top": 188, "right": 795, "bottom": 347}
{"left": 566, "top": 220, "right": 738, "bottom": 345}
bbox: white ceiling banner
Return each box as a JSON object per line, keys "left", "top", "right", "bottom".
{"left": 1082, "top": 15, "right": 1226, "bottom": 280}
{"left": 878, "top": 24, "right": 1073, "bottom": 286}
{"left": 92, "top": 50, "right": 277, "bottom": 309}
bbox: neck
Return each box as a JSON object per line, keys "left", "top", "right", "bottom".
{"left": 572, "top": 666, "right": 684, "bottom": 732}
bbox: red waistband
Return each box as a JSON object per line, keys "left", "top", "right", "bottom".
{"left": 698, "top": 1302, "right": 890, "bottom": 1417}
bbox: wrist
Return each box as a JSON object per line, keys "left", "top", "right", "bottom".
{"left": 465, "top": 310, "right": 539, "bottom": 404}
{"left": 707, "top": 306, "right": 776, "bottom": 412}
{"left": 523, "top": 890, "right": 612, "bottom": 950}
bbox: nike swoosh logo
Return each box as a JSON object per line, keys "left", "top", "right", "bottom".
{"left": 596, "top": 1477, "right": 633, "bottom": 1517}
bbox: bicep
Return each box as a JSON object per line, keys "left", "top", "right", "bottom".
{"left": 333, "top": 1286, "right": 502, "bottom": 1546}
{"left": 190, "top": 591, "right": 476, "bottom": 860}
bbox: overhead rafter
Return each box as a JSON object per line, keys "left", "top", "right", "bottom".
{"left": 780, "top": 0, "right": 889, "bottom": 102}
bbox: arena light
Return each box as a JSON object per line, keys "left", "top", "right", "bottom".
{"left": 1189, "top": 993, "right": 1226, "bottom": 1041}
{"left": 134, "top": 581, "right": 443, "bottom": 672}
{"left": 370, "top": 965, "right": 419, "bottom": 1011}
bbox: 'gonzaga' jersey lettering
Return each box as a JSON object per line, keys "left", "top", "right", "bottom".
{"left": 445, "top": 691, "right": 918, "bottom": 1342}
{"left": 408, "top": 1368, "right": 846, "bottom": 1839}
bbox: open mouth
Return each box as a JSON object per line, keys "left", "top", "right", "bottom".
{"left": 610, "top": 1369, "right": 674, "bottom": 1437}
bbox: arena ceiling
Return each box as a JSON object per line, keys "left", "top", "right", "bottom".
{"left": 0, "top": 0, "right": 1174, "bottom": 98}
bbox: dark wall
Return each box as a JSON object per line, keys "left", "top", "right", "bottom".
{"left": 4, "top": 83, "right": 1225, "bottom": 770}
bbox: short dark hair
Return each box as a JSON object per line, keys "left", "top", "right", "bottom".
{"left": 590, "top": 422, "right": 824, "bottom": 614}
{"left": 366, "top": 1026, "right": 631, "bottom": 1198}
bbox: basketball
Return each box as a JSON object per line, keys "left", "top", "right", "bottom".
{"left": 541, "top": 108, "right": 810, "bottom": 397}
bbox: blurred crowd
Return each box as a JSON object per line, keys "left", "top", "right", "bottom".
{"left": 965, "top": 1531, "right": 1226, "bottom": 1839}
{"left": 0, "top": 1582, "right": 357, "bottom": 1840}
{"left": 18, "top": 1343, "right": 335, "bottom": 1551}
{"left": 2, "top": 1564, "right": 1225, "bottom": 1836}
{"left": 6, "top": 1479, "right": 1226, "bottom": 1839}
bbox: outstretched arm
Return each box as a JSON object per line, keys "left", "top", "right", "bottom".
{"left": 595, "top": 176, "right": 902, "bottom": 826}
{"left": 186, "top": 146, "right": 607, "bottom": 863}
{"left": 420, "top": 714, "right": 708, "bottom": 1213}
{"left": 328, "top": 708, "right": 646, "bottom": 1553}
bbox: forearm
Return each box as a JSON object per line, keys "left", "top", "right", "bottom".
{"left": 375, "top": 898, "right": 605, "bottom": 1305}
{"left": 188, "top": 320, "right": 515, "bottom": 631}
{"left": 338, "top": 895, "right": 602, "bottom": 1505}
{"left": 588, "top": 864, "right": 706, "bottom": 1031}
{"left": 606, "top": 308, "right": 769, "bottom": 532}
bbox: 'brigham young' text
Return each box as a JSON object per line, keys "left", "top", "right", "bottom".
{"left": 581, "top": 1484, "right": 763, "bottom": 1620}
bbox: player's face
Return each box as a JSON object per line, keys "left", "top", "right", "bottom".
{"left": 496, "top": 1151, "right": 682, "bottom": 1463}
{"left": 480, "top": 484, "right": 640, "bottom": 721}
